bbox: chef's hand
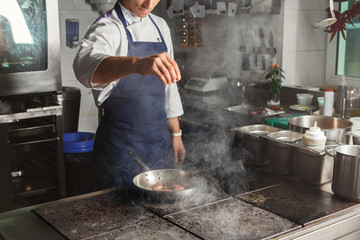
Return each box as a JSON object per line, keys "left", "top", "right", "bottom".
{"left": 172, "top": 136, "right": 186, "bottom": 167}
{"left": 138, "top": 52, "right": 181, "bottom": 85}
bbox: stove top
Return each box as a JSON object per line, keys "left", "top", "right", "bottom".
{"left": 32, "top": 169, "right": 360, "bottom": 240}
{"left": 86, "top": 217, "right": 200, "bottom": 240}
{"left": 164, "top": 198, "right": 299, "bottom": 240}
{"left": 214, "top": 167, "right": 285, "bottom": 196}
{"left": 34, "top": 192, "right": 158, "bottom": 240}
{"left": 237, "top": 182, "right": 358, "bottom": 225}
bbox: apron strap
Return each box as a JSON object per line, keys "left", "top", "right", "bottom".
{"left": 114, "top": 3, "right": 133, "bottom": 43}
{"left": 149, "top": 16, "right": 167, "bottom": 51}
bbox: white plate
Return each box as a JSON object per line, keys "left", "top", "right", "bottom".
{"left": 289, "top": 105, "right": 316, "bottom": 111}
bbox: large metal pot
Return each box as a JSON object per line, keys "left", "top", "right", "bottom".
{"left": 128, "top": 152, "right": 197, "bottom": 202}
{"left": 325, "top": 145, "right": 360, "bottom": 202}
{"left": 288, "top": 115, "right": 352, "bottom": 143}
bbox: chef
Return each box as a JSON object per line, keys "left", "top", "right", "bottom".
{"left": 73, "top": 0, "right": 186, "bottom": 190}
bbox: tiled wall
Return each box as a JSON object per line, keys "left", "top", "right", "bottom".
{"left": 282, "top": 0, "right": 329, "bottom": 87}
{"left": 167, "top": 10, "right": 284, "bottom": 82}
{"left": 58, "top": 0, "right": 330, "bottom": 132}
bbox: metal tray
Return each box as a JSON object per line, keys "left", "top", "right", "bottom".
{"left": 264, "top": 131, "right": 303, "bottom": 175}
{"left": 233, "top": 124, "right": 281, "bottom": 138}
{"left": 233, "top": 124, "right": 281, "bottom": 166}
{"left": 294, "top": 140, "right": 338, "bottom": 185}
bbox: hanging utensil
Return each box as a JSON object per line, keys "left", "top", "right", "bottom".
{"left": 313, "top": 0, "right": 337, "bottom": 29}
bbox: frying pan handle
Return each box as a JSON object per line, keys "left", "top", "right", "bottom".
{"left": 128, "top": 151, "right": 151, "bottom": 172}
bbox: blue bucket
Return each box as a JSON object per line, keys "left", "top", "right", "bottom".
{"left": 63, "top": 132, "right": 95, "bottom": 153}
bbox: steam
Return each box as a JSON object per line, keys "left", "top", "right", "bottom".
{"left": 165, "top": 198, "right": 296, "bottom": 240}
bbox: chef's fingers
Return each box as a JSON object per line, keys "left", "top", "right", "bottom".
{"left": 163, "top": 52, "right": 181, "bottom": 82}
{"left": 174, "top": 148, "right": 179, "bottom": 166}
{"left": 154, "top": 54, "right": 176, "bottom": 84}
{"left": 152, "top": 64, "right": 169, "bottom": 85}
{"left": 156, "top": 53, "right": 181, "bottom": 84}
{"left": 177, "top": 150, "right": 185, "bottom": 166}
{"left": 140, "top": 53, "right": 179, "bottom": 84}
{"left": 160, "top": 59, "right": 178, "bottom": 84}
{"left": 173, "top": 61, "right": 181, "bottom": 81}
{"left": 154, "top": 56, "right": 174, "bottom": 84}
{"left": 175, "top": 144, "right": 186, "bottom": 167}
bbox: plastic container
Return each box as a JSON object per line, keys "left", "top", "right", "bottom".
{"left": 302, "top": 121, "right": 327, "bottom": 148}
{"left": 323, "top": 88, "right": 334, "bottom": 117}
{"left": 317, "top": 97, "right": 324, "bottom": 109}
{"left": 63, "top": 132, "right": 94, "bottom": 153}
{"left": 264, "top": 114, "right": 304, "bottom": 129}
{"left": 296, "top": 93, "right": 314, "bottom": 106}
{"left": 63, "top": 132, "right": 95, "bottom": 196}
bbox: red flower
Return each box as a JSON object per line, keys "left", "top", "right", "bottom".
{"left": 270, "top": 63, "right": 279, "bottom": 70}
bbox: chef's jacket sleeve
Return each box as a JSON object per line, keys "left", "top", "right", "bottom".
{"left": 73, "top": 17, "right": 122, "bottom": 90}
{"left": 165, "top": 83, "right": 184, "bottom": 118}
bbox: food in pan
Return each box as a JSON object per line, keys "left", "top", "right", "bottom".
{"left": 172, "top": 184, "right": 185, "bottom": 191}
{"left": 151, "top": 182, "right": 185, "bottom": 191}
{"left": 151, "top": 182, "right": 164, "bottom": 191}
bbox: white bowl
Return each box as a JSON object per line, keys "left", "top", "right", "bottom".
{"left": 297, "top": 93, "right": 314, "bottom": 106}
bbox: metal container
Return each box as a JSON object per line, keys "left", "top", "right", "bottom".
{"left": 265, "top": 130, "right": 303, "bottom": 175}
{"left": 233, "top": 124, "right": 280, "bottom": 166}
{"left": 326, "top": 145, "right": 360, "bottom": 202}
{"left": 288, "top": 115, "right": 352, "bottom": 143}
{"left": 345, "top": 131, "right": 360, "bottom": 145}
{"left": 295, "top": 140, "right": 337, "bottom": 185}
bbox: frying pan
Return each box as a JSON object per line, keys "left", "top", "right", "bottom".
{"left": 128, "top": 152, "right": 197, "bottom": 202}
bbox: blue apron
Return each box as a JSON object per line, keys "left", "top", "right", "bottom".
{"left": 91, "top": 4, "right": 174, "bottom": 190}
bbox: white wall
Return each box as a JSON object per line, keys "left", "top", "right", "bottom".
{"left": 58, "top": 0, "right": 330, "bottom": 132}
{"left": 58, "top": 0, "right": 101, "bottom": 133}
{"left": 282, "top": 0, "right": 329, "bottom": 87}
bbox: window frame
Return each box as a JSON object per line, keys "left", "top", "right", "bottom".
{"left": 325, "top": 1, "right": 360, "bottom": 88}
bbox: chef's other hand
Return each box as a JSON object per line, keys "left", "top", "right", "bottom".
{"left": 172, "top": 136, "right": 186, "bottom": 167}
{"left": 138, "top": 52, "right": 181, "bottom": 85}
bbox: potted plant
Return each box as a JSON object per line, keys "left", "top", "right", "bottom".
{"left": 264, "top": 63, "right": 285, "bottom": 107}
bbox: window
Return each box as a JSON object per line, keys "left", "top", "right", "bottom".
{"left": 326, "top": 0, "right": 360, "bottom": 86}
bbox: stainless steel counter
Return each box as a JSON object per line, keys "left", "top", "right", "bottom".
{"left": 1, "top": 167, "right": 360, "bottom": 240}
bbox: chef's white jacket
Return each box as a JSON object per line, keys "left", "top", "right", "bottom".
{"left": 73, "top": 3, "right": 183, "bottom": 118}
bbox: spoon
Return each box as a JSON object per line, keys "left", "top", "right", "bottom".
{"left": 313, "top": 0, "right": 337, "bottom": 29}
